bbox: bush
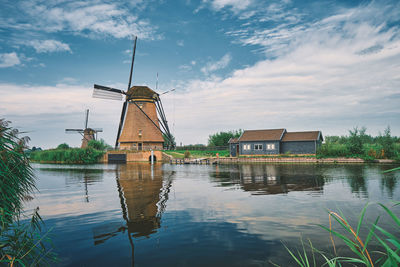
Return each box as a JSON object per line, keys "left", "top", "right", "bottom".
{"left": 87, "top": 139, "right": 111, "bottom": 151}
{"left": 184, "top": 150, "right": 191, "bottom": 159}
{"left": 346, "top": 127, "right": 366, "bottom": 155}
{"left": 57, "top": 143, "right": 70, "bottom": 149}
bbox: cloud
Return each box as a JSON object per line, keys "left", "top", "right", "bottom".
{"left": 0, "top": 82, "right": 121, "bottom": 148}
{"left": 177, "top": 40, "right": 184, "bottom": 46}
{"left": 12, "top": 0, "right": 159, "bottom": 40}
{"left": 27, "top": 39, "right": 71, "bottom": 53}
{"left": 164, "top": 2, "right": 400, "bottom": 144}
{"left": 0, "top": 52, "right": 21, "bottom": 68}
{"left": 201, "top": 53, "right": 232, "bottom": 74}
{"left": 203, "top": 0, "right": 253, "bottom": 13}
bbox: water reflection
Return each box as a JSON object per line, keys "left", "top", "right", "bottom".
{"left": 38, "top": 167, "right": 104, "bottom": 202}
{"left": 92, "top": 163, "right": 174, "bottom": 266}
{"left": 381, "top": 172, "right": 397, "bottom": 198}
{"left": 211, "top": 164, "right": 325, "bottom": 195}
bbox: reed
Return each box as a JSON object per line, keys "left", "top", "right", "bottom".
{"left": 0, "top": 119, "right": 56, "bottom": 266}
{"left": 282, "top": 203, "right": 400, "bottom": 266}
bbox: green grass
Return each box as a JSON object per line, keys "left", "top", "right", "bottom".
{"left": 30, "top": 147, "right": 105, "bottom": 164}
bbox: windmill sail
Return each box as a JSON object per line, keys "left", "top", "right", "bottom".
{"left": 93, "top": 85, "right": 124, "bottom": 100}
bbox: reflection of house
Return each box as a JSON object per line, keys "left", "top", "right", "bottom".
{"left": 229, "top": 129, "right": 323, "bottom": 157}
{"left": 211, "top": 164, "right": 324, "bottom": 195}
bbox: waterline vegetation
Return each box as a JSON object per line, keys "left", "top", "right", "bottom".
{"left": 29, "top": 139, "right": 110, "bottom": 164}
{"left": 0, "top": 119, "right": 56, "bottom": 266}
{"left": 281, "top": 202, "right": 400, "bottom": 266}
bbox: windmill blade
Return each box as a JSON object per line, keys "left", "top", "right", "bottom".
{"left": 65, "top": 129, "right": 84, "bottom": 133}
{"left": 93, "top": 85, "right": 124, "bottom": 100}
{"left": 84, "top": 109, "right": 89, "bottom": 129}
{"left": 115, "top": 36, "right": 137, "bottom": 148}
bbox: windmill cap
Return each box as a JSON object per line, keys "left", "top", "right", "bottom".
{"left": 127, "top": 86, "right": 159, "bottom": 101}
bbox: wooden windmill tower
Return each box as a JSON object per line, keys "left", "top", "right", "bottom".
{"left": 93, "top": 37, "right": 174, "bottom": 150}
{"left": 65, "top": 109, "right": 103, "bottom": 148}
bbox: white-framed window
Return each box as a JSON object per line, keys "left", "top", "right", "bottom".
{"left": 138, "top": 129, "right": 142, "bottom": 136}
{"left": 243, "top": 144, "right": 251, "bottom": 150}
{"left": 254, "top": 144, "right": 263, "bottom": 150}
{"left": 267, "top": 144, "right": 275, "bottom": 150}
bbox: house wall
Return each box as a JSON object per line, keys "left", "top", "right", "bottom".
{"left": 239, "top": 141, "right": 280, "bottom": 155}
{"left": 281, "top": 141, "right": 317, "bottom": 154}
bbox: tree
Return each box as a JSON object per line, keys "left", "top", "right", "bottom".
{"left": 378, "top": 126, "right": 395, "bottom": 158}
{"left": 346, "top": 127, "right": 367, "bottom": 155}
{"left": 208, "top": 129, "right": 243, "bottom": 147}
{"left": 57, "top": 143, "right": 70, "bottom": 149}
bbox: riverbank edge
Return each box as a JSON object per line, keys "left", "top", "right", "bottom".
{"left": 214, "top": 157, "right": 396, "bottom": 164}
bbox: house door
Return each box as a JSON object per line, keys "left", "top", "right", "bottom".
{"left": 236, "top": 144, "right": 239, "bottom": 156}
{"left": 138, "top": 143, "right": 143, "bottom": 151}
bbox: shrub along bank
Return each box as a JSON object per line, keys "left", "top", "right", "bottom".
{"left": 30, "top": 140, "right": 109, "bottom": 164}
{"left": 317, "top": 127, "right": 400, "bottom": 161}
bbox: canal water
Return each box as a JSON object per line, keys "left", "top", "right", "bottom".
{"left": 25, "top": 163, "right": 399, "bottom": 266}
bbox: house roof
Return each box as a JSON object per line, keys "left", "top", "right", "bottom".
{"left": 239, "top": 129, "right": 286, "bottom": 142}
{"left": 228, "top": 138, "right": 239, "bottom": 144}
{"left": 282, "top": 131, "right": 323, "bottom": 142}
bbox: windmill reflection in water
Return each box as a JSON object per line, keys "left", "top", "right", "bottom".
{"left": 92, "top": 163, "right": 174, "bottom": 266}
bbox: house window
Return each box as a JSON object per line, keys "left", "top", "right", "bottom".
{"left": 254, "top": 144, "right": 263, "bottom": 150}
{"left": 243, "top": 144, "right": 251, "bottom": 150}
{"left": 267, "top": 144, "right": 275, "bottom": 150}
{"left": 138, "top": 130, "right": 142, "bottom": 136}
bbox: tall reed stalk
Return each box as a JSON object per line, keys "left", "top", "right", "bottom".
{"left": 281, "top": 203, "right": 400, "bottom": 266}
{"left": 0, "top": 119, "right": 56, "bottom": 266}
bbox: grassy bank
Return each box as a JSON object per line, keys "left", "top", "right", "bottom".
{"left": 29, "top": 140, "right": 109, "bottom": 164}
{"left": 30, "top": 147, "right": 104, "bottom": 164}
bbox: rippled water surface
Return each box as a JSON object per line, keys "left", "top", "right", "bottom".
{"left": 26, "top": 163, "right": 400, "bottom": 266}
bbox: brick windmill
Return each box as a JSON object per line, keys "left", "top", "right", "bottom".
{"left": 65, "top": 109, "right": 103, "bottom": 148}
{"left": 93, "top": 37, "right": 174, "bottom": 150}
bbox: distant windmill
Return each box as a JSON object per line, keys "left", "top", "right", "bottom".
{"left": 93, "top": 36, "right": 174, "bottom": 150}
{"left": 65, "top": 109, "right": 103, "bottom": 148}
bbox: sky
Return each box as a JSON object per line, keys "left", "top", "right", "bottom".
{"left": 0, "top": 0, "right": 399, "bottom": 148}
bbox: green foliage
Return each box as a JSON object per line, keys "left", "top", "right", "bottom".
{"left": 0, "top": 119, "right": 56, "bottom": 265}
{"left": 57, "top": 143, "right": 70, "bottom": 150}
{"left": 377, "top": 126, "right": 396, "bottom": 159}
{"left": 318, "top": 126, "right": 399, "bottom": 160}
{"left": 317, "top": 143, "right": 349, "bottom": 158}
{"left": 347, "top": 127, "right": 367, "bottom": 155}
{"left": 30, "top": 147, "right": 104, "bottom": 164}
{"left": 284, "top": 203, "right": 400, "bottom": 266}
{"left": 184, "top": 150, "right": 191, "bottom": 159}
{"left": 87, "top": 139, "right": 111, "bottom": 151}
{"left": 208, "top": 129, "right": 242, "bottom": 147}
